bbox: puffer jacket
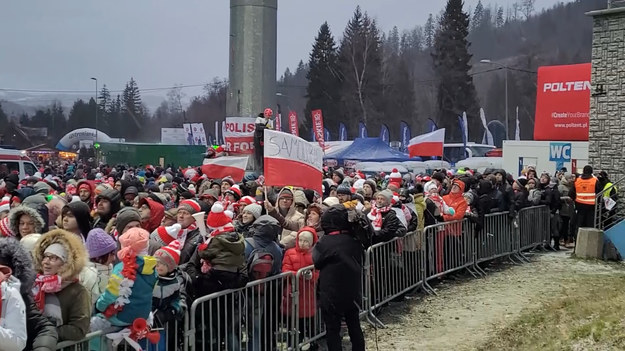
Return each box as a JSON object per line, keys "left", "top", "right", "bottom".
{"left": 281, "top": 227, "right": 319, "bottom": 318}
{"left": 33, "top": 229, "right": 91, "bottom": 341}
{"left": 558, "top": 179, "right": 575, "bottom": 217}
{"left": 442, "top": 180, "right": 468, "bottom": 223}
{"left": 0, "top": 238, "right": 57, "bottom": 350}
{"left": 268, "top": 188, "right": 305, "bottom": 249}
{"left": 198, "top": 230, "right": 246, "bottom": 270}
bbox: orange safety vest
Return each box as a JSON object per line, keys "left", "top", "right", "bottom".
{"left": 575, "top": 177, "right": 598, "bottom": 205}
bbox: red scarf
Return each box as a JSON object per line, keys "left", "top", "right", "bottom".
{"left": 32, "top": 274, "right": 63, "bottom": 311}
{"left": 368, "top": 205, "right": 391, "bottom": 231}
{"left": 179, "top": 223, "right": 197, "bottom": 238}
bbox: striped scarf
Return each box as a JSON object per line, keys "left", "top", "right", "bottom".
{"left": 368, "top": 205, "right": 391, "bottom": 231}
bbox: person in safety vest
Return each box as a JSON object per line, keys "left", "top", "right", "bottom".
{"left": 597, "top": 171, "right": 619, "bottom": 229}
{"left": 570, "top": 165, "right": 603, "bottom": 229}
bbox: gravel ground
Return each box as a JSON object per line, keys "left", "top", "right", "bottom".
{"left": 351, "top": 250, "right": 625, "bottom": 351}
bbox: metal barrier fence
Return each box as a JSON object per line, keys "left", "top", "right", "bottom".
{"left": 57, "top": 206, "right": 551, "bottom": 351}
{"left": 55, "top": 315, "right": 188, "bottom": 351}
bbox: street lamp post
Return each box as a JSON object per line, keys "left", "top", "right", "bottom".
{"left": 480, "top": 59, "right": 509, "bottom": 140}
{"left": 90, "top": 77, "right": 98, "bottom": 143}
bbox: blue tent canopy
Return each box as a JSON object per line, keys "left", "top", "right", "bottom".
{"left": 323, "top": 138, "right": 419, "bottom": 166}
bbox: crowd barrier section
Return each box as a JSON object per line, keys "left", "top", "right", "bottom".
{"left": 425, "top": 219, "right": 477, "bottom": 281}
{"left": 55, "top": 316, "right": 188, "bottom": 351}
{"left": 56, "top": 205, "right": 551, "bottom": 351}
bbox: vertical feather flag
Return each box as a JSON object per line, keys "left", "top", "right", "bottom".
{"left": 380, "top": 124, "right": 390, "bottom": 144}
{"left": 400, "top": 121, "right": 411, "bottom": 151}
{"left": 458, "top": 115, "right": 468, "bottom": 158}
{"left": 427, "top": 118, "right": 438, "bottom": 133}
{"left": 324, "top": 128, "right": 331, "bottom": 142}
{"left": 339, "top": 123, "right": 348, "bottom": 141}
{"left": 358, "top": 122, "right": 368, "bottom": 138}
{"left": 480, "top": 108, "right": 494, "bottom": 146}
{"left": 462, "top": 111, "right": 469, "bottom": 144}
{"left": 515, "top": 106, "right": 521, "bottom": 141}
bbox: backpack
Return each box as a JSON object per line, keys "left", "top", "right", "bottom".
{"left": 245, "top": 238, "right": 275, "bottom": 292}
{"left": 347, "top": 208, "right": 374, "bottom": 249}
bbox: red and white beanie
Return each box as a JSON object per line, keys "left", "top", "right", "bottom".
{"left": 154, "top": 240, "right": 182, "bottom": 272}
{"left": 389, "top": 168, "right": 402, "bottom": 184}
{"left": 0, "top": 217, "right": 13, "bottom": 237}
{"left": 206, "top": 202, "right": 234, "bottom": 235}
{"left": 178, "top": 199, "right": 201, "bottom": 215}
{"left": 239, "top": 196, "right": 255, "bottom": 206}
{"left": 151, "top": 223, "right": 182, "bottom": 247}
{"left": 0, "top": 196, "right": 10, "bottom": 213}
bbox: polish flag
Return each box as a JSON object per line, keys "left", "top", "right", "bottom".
{"left": 407, "top": 128, "right": 445, "bottom": 157}
{"left": 264, "top": 129, "right": 323, "bottom": 194}
{"left": 200, "top": 156, "right": 249, "bottom": 182}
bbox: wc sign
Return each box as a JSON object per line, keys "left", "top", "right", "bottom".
{"left": 549, "top": 142, "right": 571, "bottom": 171}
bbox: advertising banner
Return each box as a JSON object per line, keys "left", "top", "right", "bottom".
{"left": 534, "top": 63, "right": 591, "bottom": 141}
{"left": 223, "top": 117, "right": 256, "bottom": 155}
{"left": 160, "top": 128, "right": 188, "bottom": 145}
{"left": 288, "top": 111, "right": 299, "bottom": 136}
{"left": 311, "top": 109, "right": 325, "bottom": 148}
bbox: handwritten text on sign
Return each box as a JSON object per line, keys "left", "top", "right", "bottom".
{"left": 264, "top": 129, "right": 323, "bottom": 171}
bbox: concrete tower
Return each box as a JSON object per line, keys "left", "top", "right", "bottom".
{"left": 227, "top": 0, "right": 278, "bottom": 118}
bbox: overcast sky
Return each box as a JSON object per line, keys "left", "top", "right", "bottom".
{"left": 1, "top": 0, "right": 567, "bottom": 97}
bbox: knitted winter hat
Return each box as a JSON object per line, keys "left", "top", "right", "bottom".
{"left": 377, "top": 189, "right": 394, "bottom": 203}
{"left": 151, "top": 223, "right": 182, "bottom": 247}
{"left": 336, "top": 183, "right": 352, "bottom": 196}
{"left": 224, "top": 185, "right": 242, "bottom": 201}
{"left": 352, "top": 179, "right": 365, "bottom": 190}
{"left": 388, "top": 182, "right": 401, "bottom": 192}
{"left": 117, "top": 227, "right": 150, "bottom": 259}
{"left": 154, "top": 240, "right": 181, "bottom": 272}
{"left": 0, "top": 196, "right": 10, "bottom": 213}
{"left": 515, "top": 178, "right": 529, "bottom": 188}
{"left": 239, "top": 196, "right": 255, "bottom": 206}
{"left": 206, "top": 202, "right": 232, "bottom": 229}
{"left": 243, "top": 203, "right": 262, "bottom": 219}
{"left": 116, "top": 207, "right": 141, "bottom": 235}
{"left": 389, "top": 168, "right": 402, "bottom": 184}
{"left": 0, "top": 217, "right": 13, "bottom": 237}
{"left": 221, "top": 177, "right": 235, "bottom": 186}
{"left": 85, "top": 228, "right": 117, "bottom": 259}
{"left": 178, "top": 199, "right": 201, "bottom": 215}
{"left": 322, "top": 197, "right": 340, "bottom": 207}
{"left": 364, "top": 179, "right": 377, "bottom": 192}
{"left": 44, "top": 243, "right": 68, "bottom": 262}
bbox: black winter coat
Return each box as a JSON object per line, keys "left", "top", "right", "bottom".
{"left": 178, "top": 228, "right": 201, "bottom": 265}
{"left": 540, "top": 184, "right": 561, "bottom": 214}
{"left": 372, "top": 209, "right": 406, "bottom": 244}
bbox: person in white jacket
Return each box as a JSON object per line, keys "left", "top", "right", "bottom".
{"left": 0, "top": 264, "right": 27, "bottom": 351}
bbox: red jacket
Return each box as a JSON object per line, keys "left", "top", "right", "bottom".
{"left": 282, "top": 226, "right": 319, "bottom": 318}
{"left": 443, "top": 180, "right": 468, "bottom": 222}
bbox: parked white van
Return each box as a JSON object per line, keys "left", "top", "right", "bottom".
{"left": 0, "top": 149, "right": 38, "bottom": 179}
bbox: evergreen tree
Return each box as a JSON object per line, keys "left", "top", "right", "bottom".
{"left": 432, "top": 0, "right": 480, "bottom": 142}
{"left": 68, "top": 99, "right": 93, "bottom": 129}
{"left": 0, "top": 103, "right": 8, "bottom": 134}
{"left": 471, "top": 0, "right": 484, "bottom": 31}
{"left": 121, "top": 77, "right": 144, "bottom": 139}
{"left": 305, "top": 22, "right": 341, "bottom": 138}
{"left": 424, "top": 14, "right": 435, "bottom": 48}
{"left": 50, "top": 101, "right": 67, "bottom": 140}
{"left": 338, "top": 6, "right": 384, "bottom": 135}
{"left": 495, "top": 6, "right": 505, "bottom": 27}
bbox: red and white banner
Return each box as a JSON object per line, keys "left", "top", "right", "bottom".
{"left": 275, "top": 111, "right": 282, "bottom": 132}
{"left": 407, "top": 128, "right": 445, "bottom": 157}
{"left": 264, "top": 129, "right": 323, "bottom": 194}
{"left": 201, "top": 156, "right": 248, "bottom": 182}
{"left": 534, "top": 63, "right": 591, "bottom": 141}
{"left": 288, "top": 111, "right": 299, "bottom": 136}
{"left": 223, "top": 117, "right": 256, "bottom": 155}
{"left": 311, "top": 109, "right": 325, "bottom": 148}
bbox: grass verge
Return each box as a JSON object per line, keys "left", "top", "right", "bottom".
{"left": 478, "top": 273, "right": 625, "bottom": 351}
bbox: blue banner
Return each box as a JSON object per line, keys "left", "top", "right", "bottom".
{"left": 324, "top": 128, "right": 331, "bottom": 142}
{"left": 380, "top": 124, "right": 389, "bottom": 144}
{"left": 400, "top": 121, "right": 411, "bottom": 151}
{"left": 339, "top": 123, "right": 348, "bottom": 141}
{"left": 427, "top": 118, "right": 438, "bottom": 133}
{"left": 358, "top": 122, "right": 368, "bottom": 138}
{"left": 458, "top": 115, "right": 467, "bottom": 158}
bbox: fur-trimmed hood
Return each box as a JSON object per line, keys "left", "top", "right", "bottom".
{"left": 0, "top": 238, "right": 36, "bottom": 293}
{"left": 33, "top": 229, "right": 87, "bottom": 281}
{"left": 8, "top": 205, "right": 46, "bottom": 239}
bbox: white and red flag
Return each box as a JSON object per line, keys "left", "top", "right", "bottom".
{"left": 407, "top": 128, "right": 445, "bottom": 157}
{"left": 200, "top": 156, "right": 248, "bottom": 182}
{"left": 264, "top": 129, "right": 323, "bottom": 194}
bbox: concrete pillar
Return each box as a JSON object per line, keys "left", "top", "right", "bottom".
{"left": 586, "top": 7, "right": 625, "bottom": 181}
{"left": 575, "top": 227, "right": 604, "bottom": 259}
{"left": 227, "top": 0, "right": 278, "bottom": 118}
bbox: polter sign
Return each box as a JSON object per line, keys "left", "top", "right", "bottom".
{"left": 534, "top": 63, "right": 591, "bottom": 141}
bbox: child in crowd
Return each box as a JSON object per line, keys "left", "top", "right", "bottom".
{"left": 282, "top": 227, "right": 319, "bottom": 349}
{"left": 91, "top": 228, "right": 158, "bottom": 334}
{"left": 80, "top": 228, "right": 117, "bottom": 306}
{"left": 0, "top": 259, "right": 27, "bottom": 351}
{"left": 152, "top": 241, "right": 188, "bottom": 351}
